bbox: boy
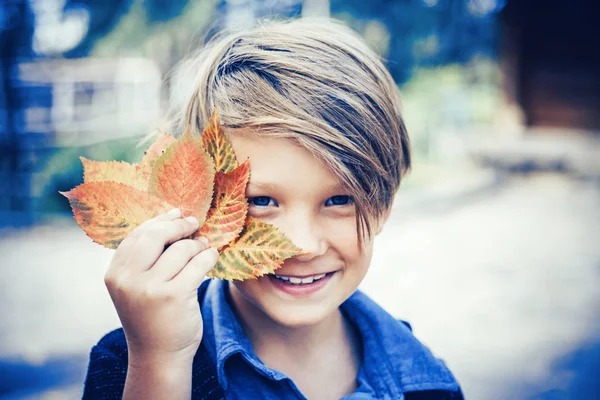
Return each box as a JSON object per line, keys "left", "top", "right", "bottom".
{"left": 83, "top": 18, "right": 463, "bottom": 399}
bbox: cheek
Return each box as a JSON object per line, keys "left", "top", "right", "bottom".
{"left": 329, "top": 220, "right": 376, "bottom": 278}
{"left": 327, "top": 218, "right": 361, "bottom": 260}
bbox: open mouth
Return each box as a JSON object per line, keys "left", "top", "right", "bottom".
{"left": 272, "top": 273, "right": 328, "bottom": 285}
{"left": 267, "top": 272, "right": 336, "bottom": 295}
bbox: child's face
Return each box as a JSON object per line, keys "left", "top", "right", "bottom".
{"left": 228, "top": 134, "right": 386, "bottom": 327}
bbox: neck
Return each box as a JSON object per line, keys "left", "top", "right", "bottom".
{"left": 226, "top": 283, "right": 357, "bottom": 366}
{"left": 226, "top": 282, "right": 361, "bottom": 398}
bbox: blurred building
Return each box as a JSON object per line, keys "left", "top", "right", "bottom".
{"left": 501, "top": 0, "right": 600, "bottom": 131}
{"left": 1, "top": 0, "right": 598, "bottom": 228}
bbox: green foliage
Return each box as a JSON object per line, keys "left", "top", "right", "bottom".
{"left": 91, "top": 0, "right": 216, "bottom": 68}
{"left": 400, "top": 58, "right": 501, "bottom": 159}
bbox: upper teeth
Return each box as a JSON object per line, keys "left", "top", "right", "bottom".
{"left": 275, "top": 273, "right": 326, "bottom": 285}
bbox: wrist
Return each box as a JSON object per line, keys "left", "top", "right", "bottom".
{"left": 123, "top": 351, "right": 193, "bottom": 400}
{"left": 126, "top": 351, "right": 194, "bottom": 396}
{"left": 128, "top": 348, "right": 195, "bottom": 371}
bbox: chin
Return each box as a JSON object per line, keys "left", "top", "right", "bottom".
{"left": 263, "top": 303, "right": 335, "bottom": 328}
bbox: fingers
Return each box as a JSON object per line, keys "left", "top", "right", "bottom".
{"left": 170, "top": 247, "right": 219, "bottom": 290}
{"left": 120, "top": 211, "right": 201, "bottom": 273}
{"left": 113, "top": 208, "right": 184, "bottom": 265}
{"left": 147, "top": 237, "right": 209, "bottom": 281}
{"left": 126, "top": 208, "right": 184, "bottom": 244}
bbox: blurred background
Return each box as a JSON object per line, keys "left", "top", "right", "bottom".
{"left": 0, "top": 0, "right": 599, "bottom": 398}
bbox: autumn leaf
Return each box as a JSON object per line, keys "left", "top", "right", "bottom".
{"left": 194, "top": 160, "right": 250, "bottom": 250}
{"left": 141, "top": 133, "right": 176, "bottom": 170}
{"left": 207, "top": 217, "right": 306, "bottom": 281}
{"left": 202, "top": 109, "right": 238, "bottom": 173}
{"left": 81, "top": 157, "right": 150, "bottom": 191}
{"left": 61, "top": 108, "right": 305, "bottom": 281}
{"left": 60, "top": 181, "right": 171, "bottom": 249}
{"left": 149, "top": 126, "right": 215, "bottom": 224}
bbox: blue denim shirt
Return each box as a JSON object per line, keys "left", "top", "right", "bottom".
{"left": 200, "top": 279, "right": 462, "bottom": 399}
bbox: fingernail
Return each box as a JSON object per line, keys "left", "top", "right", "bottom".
{"left": 196, "top": 236, "right": 209, "bottom": 245}
{"left": 168, "top": 208, "right": 181, "bottom": 217}
{"left": 185, "top": 216, "right": 199, "bottom": 225}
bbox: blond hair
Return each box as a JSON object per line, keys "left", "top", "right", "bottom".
{"left": 169, "top": 18, "right": 411, "bottom": 244}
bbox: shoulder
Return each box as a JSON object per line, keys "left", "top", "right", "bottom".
{"left": 343, "top": 290, "right": 464, "bottom": 399}
{"left": 83, "top": 328, "right": 128, "bottom": 398}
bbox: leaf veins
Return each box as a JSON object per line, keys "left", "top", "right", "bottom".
{"left": 208, "top": 217, "right": 306, "bottom": 281}
{"left": 149, "top": 127, "right": 215, "bottom": 224}
{"left": 202, "top": 108, "right": 238, "bottom": 173}
{"left": 194, "top": 160, "right": 250, "bottom": 250}
{"left": 60, "top": 181, "right": 171, "bottom": 249}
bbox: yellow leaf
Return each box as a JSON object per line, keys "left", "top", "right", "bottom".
{"left": 208, "top": 217, "right": 306, "bottom": 281}
{"left": 141, "top": 133, "right": 177, "bottom": 170}
{"left": 202, "top": 108, "right": 238, "bottom": 173}
{"left": 60, "top": 181, "right": 171, "bottom": 249}
{"left": 81, "top": 157, "right": 150, "bottom": 191}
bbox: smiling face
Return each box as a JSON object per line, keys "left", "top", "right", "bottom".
{"left": 227, "top": 134, "right": 387, "bottom": 328}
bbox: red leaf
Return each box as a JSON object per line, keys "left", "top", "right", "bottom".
{"left": 148, "top": 127, "right": 215, "bottom": 224}
{"left": 194, "top": 160, "right": 249, "bottom": 249}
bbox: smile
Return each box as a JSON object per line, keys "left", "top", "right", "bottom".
{"left": 268, "top": 272, "right": 336, "bottom": 296}
{"left": 273, "top": 273, "right": 327, "bottom": 285}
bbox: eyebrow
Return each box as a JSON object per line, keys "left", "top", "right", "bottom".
{"left": 246, "top": 181, "right": 345, "bottom": 193}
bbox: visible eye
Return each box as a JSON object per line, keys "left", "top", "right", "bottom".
{"left": 248, "top": 196, "right": 279, "bottom": 207}
{"left": 325, "top": 195, "right": 354, "bottom": 207}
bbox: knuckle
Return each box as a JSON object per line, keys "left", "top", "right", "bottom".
{"left": 141, "top": 285, "right": 156, "bottom": 299}
{"left": 177, "top": 220, "right": 189, "bottom": 237}
{"left": 191, "top": 248, "right": 218, "bottom": 267}
{"left": 169, "top": 239, "right": 189, "bottom": 251}
{"left": 161, "top": 291, "right": 177, "bottom": 303}
{"left": 106, "top": 274, "right": 128, "bottom": 294}
{"left": 144, "top": 224, "right": 164, "bottom": 240}
{"left": 140, "top": 284, "right": 175, "bottom": 303}
{"left": 127, "top": 226, "right": 142, "bottom": 239}
{"left": 140, "top": 223, "right": 170, "bottom": 244}
{"left": 183, "top": 239, "right": 204, "bottom": 254}
{"left": 103, "top": 271, "right": 115, "bottom": 287}
{"left": 130, "top": 219, "right": 154, "bottom": 237}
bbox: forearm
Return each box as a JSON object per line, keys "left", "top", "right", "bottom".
{"left": 123, "top": 353, "right": 193, "bottom": 400}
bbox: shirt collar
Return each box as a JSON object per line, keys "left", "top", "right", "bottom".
{"left": 341, "top": 289, "right": 461, "bottom": 395}
{"left": 201, "top": 278, "right": 460, "bottom": 395}
{"left": 201, "top": 279, "right": 289, "bottom": 390}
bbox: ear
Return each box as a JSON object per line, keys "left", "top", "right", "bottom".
{"left": 375, "top": 207, "right": 392, "bottom": 236}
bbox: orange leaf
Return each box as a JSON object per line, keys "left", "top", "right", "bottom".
{"left": 202, "top": 108, "right": 238, "bottom": 173}
{"left": 149, "top": 127, "right": 215, "bottom": 224}
{"left": 81, "top": 157, "right": 150, "bottom": 191}
{"left": 207, "top": 217, "right": 306, "bottom": 281}
{"left": 60, "top": 181, "right": 171, "bottom": 249}
{"left": 62, "top": 108, "right": 306, "bottom": 281}
{"left": 141, "top": 133, "right": 176, "bottom": 170}
{"left": 194, "top": 160, "right": 250, "bottom": 249}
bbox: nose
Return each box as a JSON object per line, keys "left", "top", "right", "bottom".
{"left": 280, "top": 214, "right": 327, "bottom": 262}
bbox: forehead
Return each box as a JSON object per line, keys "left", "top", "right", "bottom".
{"left": 227, "top": 135, "right": 341, "bottom": 189}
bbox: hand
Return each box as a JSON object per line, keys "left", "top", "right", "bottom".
{"left": 104, "top": 208, "right": 218, "bottom": 364}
